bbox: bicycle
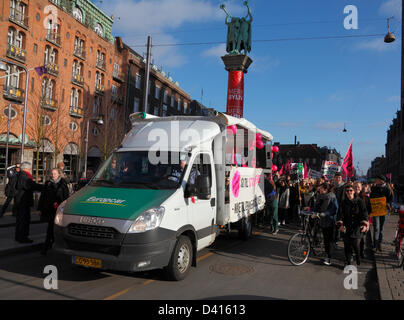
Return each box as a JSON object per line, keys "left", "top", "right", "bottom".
{"left": 287, "top": 210, "right": 324, "bottom": 266}
{"left": 393, "top": 210, "right": 404, "bottom": 268}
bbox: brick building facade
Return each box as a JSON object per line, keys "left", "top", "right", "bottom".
{"left": 0, "top": 0, "right": 204, "bottom": 183}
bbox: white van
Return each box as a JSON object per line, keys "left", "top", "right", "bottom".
{"left": 54, "top": 112, "right": 273, "bottom": 280}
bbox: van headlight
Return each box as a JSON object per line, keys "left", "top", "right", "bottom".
{"left": 128, "top": 207, "right": 165, "bottom": 233}
{"left": 55, "top": 200, "right": 67, "bottom": 226}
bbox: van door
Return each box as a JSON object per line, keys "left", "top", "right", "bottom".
{"left": 186, "top": 153, "right": 216, "bottom": 250}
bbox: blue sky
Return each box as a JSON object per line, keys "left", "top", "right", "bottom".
{"left": 97, "top": 0, "right": 402, "bottom": 175}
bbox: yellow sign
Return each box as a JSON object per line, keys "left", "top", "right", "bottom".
{"left": 370, "top": 197, "right": 387, "bottom": 217}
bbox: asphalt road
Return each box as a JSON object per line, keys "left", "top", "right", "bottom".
{"left": 0, "top": 224, "right": 379, "bottom": 301}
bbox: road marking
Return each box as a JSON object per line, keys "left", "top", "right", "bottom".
{"left": 103, "top": 279, "right": 154, "bottom": 300}
{"left": 103, "top": 227, "right": 265, "bottom": 300}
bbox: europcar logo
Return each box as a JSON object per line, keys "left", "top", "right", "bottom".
{"left": 81, "top": 196, "right": 126, "bottom": 206}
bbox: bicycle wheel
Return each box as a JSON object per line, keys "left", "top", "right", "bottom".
{"left": 288, "top": 232, "right": 311, "bottom": 266}
{"left": 397, "top": 237, "right": 404, "bottom": 267}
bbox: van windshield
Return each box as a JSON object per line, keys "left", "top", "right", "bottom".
{"left": 89, "top": 151, "right": 189, "bottom": 189}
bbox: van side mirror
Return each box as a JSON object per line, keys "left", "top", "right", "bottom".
{"left": 196, "top": 175, "right": 211, "bottom": 200}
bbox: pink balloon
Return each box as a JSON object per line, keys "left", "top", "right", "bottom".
{"left": 231, "top": 125, "right": 237, "bottom": 135}
{"left": 272, "top": 146, "right": 279, "bottom": 153}
{"left": 272, "top": 165, "right": 278, "bottom": 172}
{"left": 256, "top": 133, "right": 262, "bottom": 141}
{"left": 256, "top": 140, "right": 265, "bottom": 149}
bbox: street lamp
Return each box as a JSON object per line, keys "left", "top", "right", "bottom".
{"left": 0, "top": 58, "right": 29, "bottom": 164}
{"left": 384, "top": 17, "right": 395, "bottom": 43}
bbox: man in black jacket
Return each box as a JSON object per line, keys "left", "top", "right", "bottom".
{"left": 13, "top": 162, "right": 42, "bottom": 243}
{"left": 0, "top": 163, "right": 20, "bottom": 217}
{"left": 370, "top": 175, "right": 393, "bottom": 252}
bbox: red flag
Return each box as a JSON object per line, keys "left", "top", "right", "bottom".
{"left": 279, "top": 165, "right": 284, "bottom": 175}
{"left": 341, "top": 140, "right": 354, "bottom": 180}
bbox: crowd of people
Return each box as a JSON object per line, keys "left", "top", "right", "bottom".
{"left": 264, "top": 171, "right": 395, "bottom": 266}
{"left": 0, "top": 161, "right": 95, "bottom": 256}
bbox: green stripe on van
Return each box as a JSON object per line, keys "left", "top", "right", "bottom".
{"left": 64, "top": 186, "right": 174, "bottom": 220}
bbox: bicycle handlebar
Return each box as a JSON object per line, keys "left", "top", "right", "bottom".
{"left": 300, "top": 210, "right": 320, "bottom": 219}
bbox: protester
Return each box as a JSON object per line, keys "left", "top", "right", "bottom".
{"left": 277, "top": 179, "right": 290, "bottom": 226}
{"left": 370, "top": 175, "right": 393, "bottom": 252}
{"left": 265, "top": 174, "right": 279, "bottom": 234}
{"left": 0, "top": 163, "right": 20, "bottom": 217}
{"left": 354, "top": 181, "right": 372, "bottom": 259}
{"left": 13, "top": 162, "right": 42, "bottom": 243}
{"left": 38, "top": 168, "right": 69, "bottom": 255}
{"left": 314, "top": 183, "right": 338, "bottom": 266}
{"left": 337, "top": 184, "right": 369, "bottom": 266}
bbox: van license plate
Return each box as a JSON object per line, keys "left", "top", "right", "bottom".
{"left": 73, "top": 256, "right": 102, "bottom": 269}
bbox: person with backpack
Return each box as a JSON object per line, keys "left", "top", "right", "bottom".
{"left": 314, "top": 183, "right": 338, "bottom": 266}
{"left": 38, "top": 168, "right": 69, "bottom": 255}
{"left": 0, "top": 163, "right": 20, "bottom": 217}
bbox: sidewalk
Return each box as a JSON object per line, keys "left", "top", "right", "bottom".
{"left": 374, "top": 210, "right": 404, "bottom": 300}
{"left": 0, "top": 210, "right": 47, "bottom": 257}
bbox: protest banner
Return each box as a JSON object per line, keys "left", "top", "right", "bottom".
{"left": 321, "top": 160, "right": 339, "bottom": 180}
{"left": 369, "top": 197, "right": 387, "bottom": 217}
{"left": 308, "top": 169, "right": 322, "bottom": 179}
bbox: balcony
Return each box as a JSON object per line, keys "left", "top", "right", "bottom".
{"left": 96, "top": 59, "right": 106, "bottom": 71}
{"left": 73, "top": 47, "right": 86, "bottom": 60}
{"left": 69, "top": 105, "right": 84, "bottom": 118}
{"left": 41, "top": 97, "right": 58, "bottom": 111}
{"left": 46, "top": 29, "right": 61, "bottom": 47}
{"left": 6, "top": 43, "right": 26, "bottom": 63}
{"left": 9, "top": 9, "right": 29, "bottom": 30}
{"left": 3, "top": 85, "right": 25, "bottom": 103}
{"left": 112, "top": 72, "right": 125, "bottom": 83}
{"left": 95, "top": 83, "right": 104, "bottom": 95}
{"left": 45, "top": 62, "right": 59, "bottom": 77}
{"left": 72, "top": 73, "right": 84, "bottom": 87}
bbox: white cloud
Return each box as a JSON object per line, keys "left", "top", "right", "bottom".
{"left": 387, "top": 95, "right": 400, "bottom": 102}
{"left": 380, "top": 0, "right": 402, "bottom": 18}
{"left": 201, "top": 44, "right": 226, "bottom": 58}
{"left": 354, "top": 38, "right": 396, "bottom": 52}
{"left": 314, "top": 122, "right": 344, "bottom": 130}
{"left": 102, "top": 0, "right": 244, "bottom": 68}
{"left": 328, "top": 93, "right": 343, "bottom": 102}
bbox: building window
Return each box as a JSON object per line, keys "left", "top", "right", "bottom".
{"left": 73, "top": 7, "right": 83, "bottom": 22}
{"left": 110, "top": 108, "right": 116, "bottom": 120}
{"left": 70, "top": 88, "right": 81, "bottom": 107}
{"left": 134, "top": 97, "right": 140, "bottom": 113}
{"left": 33, "top": 44, "right": 37, "bottom": 53}
{"left": 69, "top": 122, "right": 78, "bottom": 132}
{"left": 148, "top": 80, "right": 152, "bottom": 95}
{"left": 94, "top": 23, "right": 103, "bottom": 37}
{"left": 92, "top": 127, "right": 99, "bottom": 136}
{"left": 111, "top": 84, "right": 117, "bottom": 96}
{"left": 177, "top": 99, "right": 181, "bottom": 111}
{"left": 155, "top": 86, "right": 160, "bottom": 100}
{"left": 171, "top": 95, "right": 174, "bottom": 107}
{"left": 184, "top": 101, "right": 188, "bottom": 113}
{"left": 135, "top": 74, "right": 141, "bottom": 89}
{"left": 64, "top": 59, "right": 67, "bottom": 67}
{"left": 154, "top": 106, "right": 159, "bottom": 116}
{"left": 162, "top": 104, "right": 168, "bottom": 117}
{"left": 163, "top": 89, "right": 168, "bottom": 104}
{"left": 93, "top": 96, "right": 101, "bottom": 116}
{"left": 3, "top": 105, "right": 17, "bottom": 119}
{"left": 113, "top": 63, "right": 119, "bottom": 78}
{"left": 42, "top": 115, "right": 51, "bottom": 126}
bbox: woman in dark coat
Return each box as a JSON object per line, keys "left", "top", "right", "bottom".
{"left": 39, "top": 168, "right": 69, "bottom": 255}
{"left": 337, "top": 184, "right": 369, "bottom": 266}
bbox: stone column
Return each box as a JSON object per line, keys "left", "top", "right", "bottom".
{"left": 221, "top": 54, "right": 253, "bottom": 118}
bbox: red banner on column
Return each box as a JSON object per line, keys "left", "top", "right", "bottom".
{"left": 226, "top": 71, "right": 244, "bottom": 118}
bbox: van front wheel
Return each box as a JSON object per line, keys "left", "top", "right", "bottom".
{"left": 165, "top": 236, "right": 193, "bottom": 281}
